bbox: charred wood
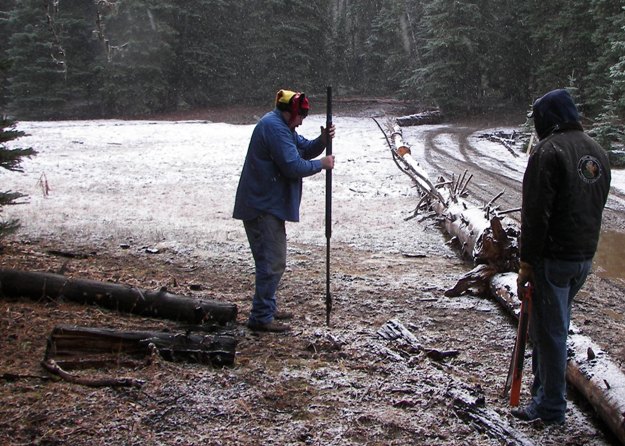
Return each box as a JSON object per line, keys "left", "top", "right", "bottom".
{"left": 448, "top": 384, "right": 535, "bottom": 446}
{"left": 45, "top": 324, "right": 237, "bottom": 367}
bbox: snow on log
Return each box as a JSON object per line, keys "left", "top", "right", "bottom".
{"left": 396, "top": 109, "right": 442, "bottom": 127}
{"left": 385, "top": 120, "right": 625, "bottom": 443}
{"left": 491, "top": 273, "right": 625, "bottom": 445}
{"left": 383, "top": 123, "right": 520, "bottom": 294}
{"left": 0, "top": 268, "right": 237, "bottom": 325}
{"left": 377, "top": 319, "right": 532, "bottom": 445}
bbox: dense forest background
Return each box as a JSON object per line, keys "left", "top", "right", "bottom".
{"left": 1, "top": 0, "right": 624, "bottom": 147}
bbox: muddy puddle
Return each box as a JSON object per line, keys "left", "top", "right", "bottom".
{"left": 595, "top": 230, "right": 625, "bottom": 282}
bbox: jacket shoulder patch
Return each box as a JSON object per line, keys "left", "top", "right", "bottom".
{"left": 577, "top": 155, "right": 602, "bottom": 184}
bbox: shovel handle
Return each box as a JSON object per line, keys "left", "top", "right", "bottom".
{"left": 509, "top": 284, "right": 532, "bottom": 406}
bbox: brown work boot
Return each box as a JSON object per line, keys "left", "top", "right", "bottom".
{"left": 274, "top": 311, "right": 294, "bottom": 320}
{"left": 247, "top": 320, "right": 291, "bottom": 333}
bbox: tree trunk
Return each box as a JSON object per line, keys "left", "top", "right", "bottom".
{"left": 0, "top": 268, "right": 237, "bottom": 325}
{"left": 490, "top": 273, "right": 625, "bottom": 445}
{"left": 46, "top": 324, "right": 237, "bottom": 367}
{"left": 387, "top": 123, "right": 625, "bottom": 444}
{"left": 387, "top": 124, "right": 519, "bottom": 279}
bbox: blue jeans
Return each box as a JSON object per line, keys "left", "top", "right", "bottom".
{"left": 243, "top": 214, "right": 287, "bottom": 324}
{"left": 529, "top": 257, "right": 592, "bottom": 422}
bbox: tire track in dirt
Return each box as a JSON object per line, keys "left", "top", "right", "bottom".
{"left": 421, "top": 125, "right": 522, "bottom": 220}
{"left": 420, "top": 124, "right": 625, "bottom": 231}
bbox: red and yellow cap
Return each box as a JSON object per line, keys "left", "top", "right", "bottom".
{"left": 276, "top": 89, "right": 309, "bottom": 118}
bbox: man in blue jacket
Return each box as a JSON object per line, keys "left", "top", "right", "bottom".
{"left": 233, "top": 89, "right": 335, "bottom": 332}
{"left": 514, "top": 89, "right": 610, "bottom": 424}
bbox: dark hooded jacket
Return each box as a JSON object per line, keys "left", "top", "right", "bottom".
{"left": 520, "top": 89, "right": 611, "bottom": 264}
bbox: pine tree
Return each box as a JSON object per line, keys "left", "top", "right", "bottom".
{"left": 240, "top": 0, "right": 331, "bottom": 99}
{"left": 0, "top": 115, "right": 36, "bottom": 237}
{"left": 168, "top": 0, "right": 247, "bottom": 108}
{"left": 5, "top": 0, "right": 69, "bottom": 119}
{"left": 95, "top": 0, "right": 178, "bottom": 116}
{"left": 5, "top": 0, "right": 100, "bottom": 119}
{"left": 406, "top": 0, "right": 493, "bottom": 113}
{"left": 364, "top": 0, "right": 413, "bottom": 95}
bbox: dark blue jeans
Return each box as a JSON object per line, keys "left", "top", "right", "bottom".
{"left": 243, "top": 214, "right": 287, "bottom": 325}
{"left": 529, "top": 257, "right": 592, "bottom": 423}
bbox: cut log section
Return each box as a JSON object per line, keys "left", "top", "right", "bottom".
{"left": 0, "top": 268, "right": 237, "bottom": 325}
{"left": 46, "top": 324, "right": 237, "bottom": 367}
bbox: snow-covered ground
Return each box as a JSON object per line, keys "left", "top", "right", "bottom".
{"left": 3, "top": 117, "right": 624, "bottom": 260}
{"left": 3, "top": 116, "right": 449, "bottom": 258}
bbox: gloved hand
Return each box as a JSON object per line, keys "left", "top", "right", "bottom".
{"left": 517, "top": 261, "right": 534, "bottom": 300}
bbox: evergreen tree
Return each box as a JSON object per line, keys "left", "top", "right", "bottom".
{"left": 5, "top": 0, "right": 70, "bottom": 119}
{"left": 364, "top": 0, "right": 413, "bottom": 95}
{"left": 5, "top": 0, "right": 99, "bottom": 119}
{"left": 0, "top": 115, "right": 37, "bottom": 237}
{"left": 242, "top": 0, "right": 331, "bottom": 100}
{"left": 481, "top": 0, "right": 532, "bottom": 108}
{"left": 406, "top": 0, "right": 493, "bottom": 113}
{"left": 586, "top": 0, "right": 625, "bottom": 117}
{"left": 333, "top": 0, "right": 384, "bottom": 95}
{"left": 0, "top": 1, "right": 17, "bottom": 108}
{"left": 168, "top": 0, "right": 245, "bottom": 108}
{"left": 95, "top": 0, "right": 178, "bottom": 116}
{"left": 527, "top": 0, "right": 598, "bottom": 108}
{"left": 591, "top": 3, "right": 625, "bottom": 151}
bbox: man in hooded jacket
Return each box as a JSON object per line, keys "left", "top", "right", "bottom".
{"left": 514, "top": 89, "right": 611, "bottom": 424}
{"left": 233, "top": 89, "right": 335, "bottom": 333}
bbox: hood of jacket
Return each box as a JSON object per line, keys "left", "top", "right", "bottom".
{"left": 532, "top": 89, "right": 583, "bottom": 140}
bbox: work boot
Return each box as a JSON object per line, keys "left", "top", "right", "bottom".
{"left": 247, "top": 320, "right": 291, "bottom": 333}
{"left": 511, "top": 406, "right": 564, "bottom": 425}
{"left": 274, "top": 311, "right": 294, "bottom": 320}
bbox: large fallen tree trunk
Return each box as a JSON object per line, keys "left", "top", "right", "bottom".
{"left": 0, "top": 268, "right": 237, "bottom": 325}
{"left": 376, "top": 119, "right": 520, "bottom": 285}
{"left": 491, "top": 273, "right": 625, "bottom": 445}
{"left": 46, "top": 324, "right": 237, "bottom": 367}
{"left": 383, "top": 121, "right": 625, "bottom": 444}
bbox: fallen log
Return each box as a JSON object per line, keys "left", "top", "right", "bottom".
{"left": 448, "top": 383, "right": 535, "bottom": 446}
{"left": 491, "top": 273, "right": 625, "bottom": 445}
{"left": 381, "top": 123, "right": 520, "bottom": 273}
{"left": 385, "top": 121, "right": 625, "bottom": 443}
{"left": 396, "top": 109, "right": 442, "bottom": 127}
{"left": 377, "top": 319, "right": 459, "bottom": 361}
{"left": 377, "top": 319, "right": 533, "bottom": 445}
{"left": 0, "top": 268, "right": 237, "bottom": 325}
{"left": 45, "top": 324, "right": 237, "bottom": 367}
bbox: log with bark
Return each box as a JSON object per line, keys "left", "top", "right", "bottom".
{"left": 384, "top": 121, "right": 625, "bottom": 444}
{"left": 491, "top": 273, "right": 625, "bottom": 445}
{"left": 45, "top": 324, "right": 237, "bottom": 367}
{"left": 375, "top": 120, "right": 520, "bottom": 294}
{"left": 0, "top": 268, "right": 237, "bottom": 325}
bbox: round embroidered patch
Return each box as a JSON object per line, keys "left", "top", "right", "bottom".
{"left": 577, "top": 155, "right": 602, "bottom": 184}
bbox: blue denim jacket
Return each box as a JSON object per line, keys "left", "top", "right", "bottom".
{"left": 233, "top": 109, "right": 325, "bottom": 222}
